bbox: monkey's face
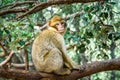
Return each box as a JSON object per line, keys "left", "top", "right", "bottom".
{"left": 54, "top": 21, "right": 66, "bottom": 33}
{"left": 49, "top": 16, "right": 67, "bottom": 35}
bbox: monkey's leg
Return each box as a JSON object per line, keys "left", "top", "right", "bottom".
{"left": 44, "top": 48, "right": 71, "bottom": 75}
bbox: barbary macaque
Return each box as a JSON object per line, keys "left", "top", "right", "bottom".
{"left": 32, "top": 15, "right": 79, "bottom": 75}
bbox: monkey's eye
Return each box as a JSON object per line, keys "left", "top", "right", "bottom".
{"left": 61, "top": 22, "right": 65, "bottom": 25}
{"left": 55, "top": 23, "right": 59, "bottom": 26}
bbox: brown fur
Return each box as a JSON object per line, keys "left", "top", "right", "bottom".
{"left": 32, "top": 16, "right": 79, "bottom": 75}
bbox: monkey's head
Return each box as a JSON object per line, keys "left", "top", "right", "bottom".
{"left": 48, "top": 15, "right": 67, "bottom": 35}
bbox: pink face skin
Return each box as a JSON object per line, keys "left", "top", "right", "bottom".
{"left": 55, "top": 22, "right": 66, "bottom": 33}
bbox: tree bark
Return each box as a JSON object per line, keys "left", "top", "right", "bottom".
{"left": 17, "top": 0, "right": 103, "bottom": 18}
{"left": 110, "top": 37, "right": 116, "bottom": 80}
{"left": 0, "top": 0, "right": 103, "bottom": 17}
{"left": 0, "top": 58, "right": 120, "bottom": 80}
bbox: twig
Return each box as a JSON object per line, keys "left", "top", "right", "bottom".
{"left": 0, "top": 42, "right": 8, "bottom": 57}
{"left": 66, "top": 44, "right": 77, "bottom": 50}
{"left": 64, "top": 12, "right": 83, "bottom": 20}
{"left": 11, "top": 63, "right": 33, "bottom": 68}
{"left": 24, "top": 49, "right": 29, "bottom": 70}
{"left": 38, "top": 11, "right": 84, "bottom": 30}
{"left": 17, "top": 39, "right": 34, "bottom": 50}
{"left": 0, "top": 51, "right": 14, "bottom": 67}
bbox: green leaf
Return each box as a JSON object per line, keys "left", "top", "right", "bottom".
{"left": 115, "top": 34, "right": 120, "bottom": 41}
{"left": 86, "top": 39, "right": 90, "bottom": 44}
{"left": 105, "top": 0, "right": 109, "bottom": 2}
{"left": 88, "top": 13, "right": 92, "bottom": 19}
{"left": 79, "top": 44, "right": 86, "bottom": 53}
{"left": 100, "top": 12, "right": 108, "bottom": 19}
{"left": 5, "top": 29, "right": 10, "bottom": 34}
{"left": 84, "top": 6, "right": 89, "bottom": 12}
{"left": 0, "top": 29, "right": 3, "bottom": 36}
{"left": 108, "top": 34, "right": 112, "bottom": 40}
{"left": 109, "top": 2, "right": 116, "bottom": 5}
{"left": 104, "top": 13, "right": 108, "bottom": 19}
{"left": 18, "top": 40, "right": 25, "bottom": 46}
{"left": 29, "top": 24, "right": 34, "bottom": 29}
{"left": 86, "top": 31, "right": 93, "bottom": 37}
{"left": 104, "top": 54, "right": 109, "bottom": 59}
{"left": 3, "top": 40, "right": 8, "bottom": 45}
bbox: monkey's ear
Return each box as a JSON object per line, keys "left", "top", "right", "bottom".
{"left": 48, "top": 21, "right": 51, "bottom": 27}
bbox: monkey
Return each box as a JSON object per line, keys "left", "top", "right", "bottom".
{"left": 32, "top": 15, "right": 79, "bottom": 75}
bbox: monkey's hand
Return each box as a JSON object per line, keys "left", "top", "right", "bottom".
{"left": 72, "top": 65, "right": 85, "bottom": 72}
{"left": 71, "top": 65, "right": 80, "bottom": 71}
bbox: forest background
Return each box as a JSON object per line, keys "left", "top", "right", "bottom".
{"left": 0, "top": 0, "right": 120, "bottom": 80}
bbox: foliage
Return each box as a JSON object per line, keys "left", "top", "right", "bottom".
{"left": 0, "top": 0, "right": 120, "bottom": 80}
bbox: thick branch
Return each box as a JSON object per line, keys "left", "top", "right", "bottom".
{"left": 0, "top": 1, "right": 36, "bottom": 9}
{"left": 17, "top": 0, "right": 103, "bottom": 19}
{"left": 0, "top": 69, "right": 43, "bottom": 80}
{"left": 0, "top": 8, "right": 28, "bottom": 16}
{"left": 70, "top": 58, "right": 120, "bottom": 79}
{"left": 0, "top": 58, "right": 120, "bottom": 80}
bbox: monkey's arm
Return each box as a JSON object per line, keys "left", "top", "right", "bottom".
{"left": 52, "top": 33, "right": 79, "bottom": 69}
{"left": 56, "top": 36, "right": 79, "bottom": 69}
{"left": 62, "top": 48, "right": 80, "bottom": 69}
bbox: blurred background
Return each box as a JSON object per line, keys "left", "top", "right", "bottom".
{"left": 0, "top": 0, "right": 120, "bottom": 80}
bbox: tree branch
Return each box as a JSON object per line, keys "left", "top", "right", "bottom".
{"left": 0, "top": 1, "right": 36, "bottom": 9}
{"left": 17, "top": 0, "right": 103, "bottom": 19}
{"left": 24, "top": 49, "right": 29, "bottom": 70}
{"left": 65, "top": 12, "right": 83, "bottom": 20}
{"left": 11, "top": 63, "right": 33, "bottom": 68}
{"left": 0, "top": 42, "right": 8, "bottom": 57}
{"left": 0, "top": 51, "right": 14, "bottom": 67}
{"left": 38, "top": 11, "right": 84, "bottom": 30}
{"left": 0, "top": 0, "right": 103, "bottom": 17}
{"left": 0, "top": 58, "right": 120, "bottom": 80}
{"left": 0, "top": 8, "right": 28, "bottom": 16}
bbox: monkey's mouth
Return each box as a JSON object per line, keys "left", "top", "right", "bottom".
{"left": 58, "top": 29, "right": 65, "bottom": 33}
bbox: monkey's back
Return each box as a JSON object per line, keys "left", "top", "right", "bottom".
{"left": 32, "top": 30, "right": 61, "bottom": 50}
{"left": 32, "top": 30, "right": 64, "bottom": 71}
